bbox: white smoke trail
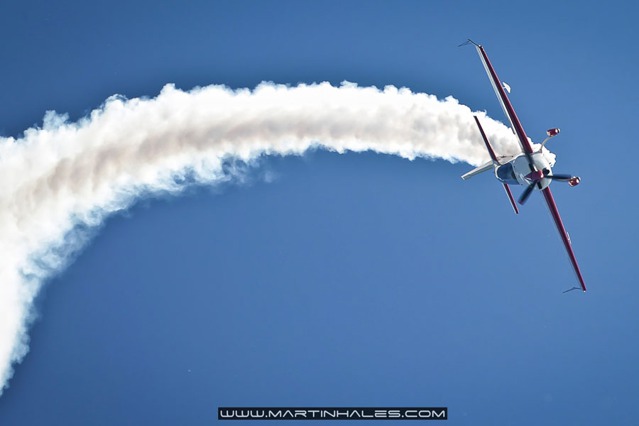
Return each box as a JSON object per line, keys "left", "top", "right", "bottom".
{"left": 0, "top": 81, "right": 531, "bottom": 395}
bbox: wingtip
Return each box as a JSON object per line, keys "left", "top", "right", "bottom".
{"left": 563, "top": 286, "right": 583, "bottom": 294}
{"left": 458, "top": 39, "right": 480, "bottom": 48}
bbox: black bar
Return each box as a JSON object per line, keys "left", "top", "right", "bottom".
{"left": 218, "top": 407, "right": 448, "bottom": 420}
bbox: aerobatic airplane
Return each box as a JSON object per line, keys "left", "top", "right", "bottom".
{"left": 460, "top": 40, "right": 587, "bottom": 292}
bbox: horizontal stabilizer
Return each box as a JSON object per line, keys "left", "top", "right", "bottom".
{"left": 461, "top": 161, "right": 493, "bottom": 180}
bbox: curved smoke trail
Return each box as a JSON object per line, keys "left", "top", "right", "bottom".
{"left": 0, "top": 81, "right": 531, "bottom": 395}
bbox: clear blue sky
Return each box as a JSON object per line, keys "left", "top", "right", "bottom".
{"left": 0, "top": 1, "right": 636, "bottom": 424}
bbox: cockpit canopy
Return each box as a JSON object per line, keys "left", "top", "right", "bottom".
{"left": 496, "top": 163, "right": 518, "bottom": 184}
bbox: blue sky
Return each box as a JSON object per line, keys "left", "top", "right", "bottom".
{"left": 0, "top": 1, "right": 637, "bottom": 425}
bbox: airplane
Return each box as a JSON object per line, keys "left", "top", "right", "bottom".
{"left": 460, "top": 40, "right": 587, "bottom": 292}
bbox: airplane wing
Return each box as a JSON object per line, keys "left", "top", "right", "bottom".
{"left": 541, "top": 187, "right": 587, "bottom": 292}
{"left": 472, "top": 115, "right": 519, "bottom": 214}
{"left": 471, "top": 42, "right": 535, "bottom": 155}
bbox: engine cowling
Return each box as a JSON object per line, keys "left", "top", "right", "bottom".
{"left": 547, "top": 128, "right": 560, "bottom": 137}
{"left": 569, "top": 177, "right": 581, "bottom": 187}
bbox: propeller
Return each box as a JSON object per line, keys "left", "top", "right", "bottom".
{"left": 545, "top": 174, "right": 573, "bottom": 181}
{"left": 518, "top": 183, "right": 536, "bottom": 205}
{"left": 518, "top": 170, "right": 579, "bottom": 205}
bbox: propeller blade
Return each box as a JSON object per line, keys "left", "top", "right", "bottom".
{"left": 547, "top": 174, "right": 573, "bottom": 181}
{"left": 518, "top": 183, "right": 535, "bottom": 205}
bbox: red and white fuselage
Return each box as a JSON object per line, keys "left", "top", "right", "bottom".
{"left": 495, "top": 151, "right": 554, "bottom": 189}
